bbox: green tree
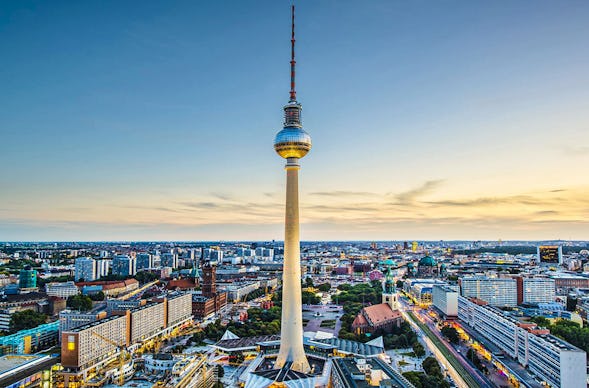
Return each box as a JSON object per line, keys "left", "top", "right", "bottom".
{"left": 67, "top": 294, "right": 93, "bottom": 311}
{"left": 135, "top": 271, "right": 159, "bottom": 284}
{"left": 9, "top": 310, "right": 47, "bottom": 333}
{"left": 422, "top": 356, "right": 443, "bottom": 377}
{"left": 567, "top": 297, "right": 578, "bottom": 312}
{"left": 88, "top": 291, "right": 105, "bottom": 301}
{"left": 412, "top": 341, "right": 425, "bottom": 357}
{"left": 440, "top": 326, "right": 459, "bottom": 344}
{"left": 396, "top": 280, "right": 404, "bottom": 289}
{"left": 317, "top": 282, "right": 331, "bottom": 292}
{"left": 304, "top": 277, "right": 314, "bottom": 288}
{"left": 402, "top": 371, "right": 424, "bottom": 388}
{"left": 302, "top": 290, "right": 321, "bottom": 305}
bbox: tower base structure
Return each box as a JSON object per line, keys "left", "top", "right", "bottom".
{"left": 242, "top": 353, "right": 331, "bottom": 388}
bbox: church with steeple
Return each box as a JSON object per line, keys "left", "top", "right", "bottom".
{"left": 382, "top": 265, "right": 399, "bottom": 311}
{"left": 351, "top": 265, "right": 402, "bottom": 335}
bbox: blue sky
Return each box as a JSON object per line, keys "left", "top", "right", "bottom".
{"left": 1, "top": 1, "right": 588, "bottom": 241}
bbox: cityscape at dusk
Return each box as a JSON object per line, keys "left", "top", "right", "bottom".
{"left": 1, "top": 2, "right": 589, "bottom": 388}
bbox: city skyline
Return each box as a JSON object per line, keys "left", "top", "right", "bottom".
{"left": 1, "top": 1, "right": 588, "bottom": 241}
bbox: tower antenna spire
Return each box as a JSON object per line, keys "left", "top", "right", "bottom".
{"left": 289, "top": 5, "right": 297, "bottom": 102}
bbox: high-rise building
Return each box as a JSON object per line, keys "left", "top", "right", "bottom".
{"left": 432, "top": 284, "right": 459, "bottom": 318}
{"left": 209, "top": 249, "right": 223, "bottom": 262}
{"left": 161, "top": 253, "right": 177, "bottom": 269}
{"left": 136, "top": 253, "right": 153, "bottom": 270}
{"left": 75, "top": 257, "right": 96, "bottom": 282}
{"left": 112, "top": 255, "right": 136, "bottom": 276}
{"left": 460, "top": 276, "right": 517, "bottom": 307}
{"left": 458, "top": 296, "right": 586, "bottom": 388}
{"left": 273, "top": 6, "right": 312, "bottom": 374}
{"left": 523, "top": 278, "right": 555, "bottom": 304}
{"left": 96, "top": 259, "right": 110, "bottom": 278}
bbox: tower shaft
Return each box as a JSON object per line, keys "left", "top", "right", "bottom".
{"left": 275, "top": 158, "right": 310, "bottom": 373}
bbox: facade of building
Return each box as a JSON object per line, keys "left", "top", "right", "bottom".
{"left": 60, "top": 294, "right": 193, "bottom": 382}
{"left": 74, "top": 258, "right": 96, "bottom": 282}
{"left": 0, "top": 321, "right": 59, "bottom": 354}
{"left": 130, "top": 302, "right": 165, "bottom": 343}
{"left": 432, "top": 284, "right": 459, "bottom": 318}
{"left": 458, "top": 296, "right": 586, "bottom": 388}
{"left": 59, "top": 310, "right": 107, "bottom": 333}
{"left": 136, "top": 253, "right": 153, "bottom": 270}
{"left": 76, "top": 279, "right": 139, "bottom": 297}
{"left": 95, "top": 259, "right": 110, "bottom": 278}
{"left": 223, "top": 281, "right": 261, "bottom": 302}
{"left": 551, "top": 274, "right": 589, "bottom": 290}
{"left": 352, "top": 273, "right": 401, "bottom": 335}
{"left": 165, "top": 293, "right": 193, "bottom": 327}
{"left": 46, "top": 282, "right": 79, "bottom": 298}
{"left": 460, "top": 276, "right": 517, "bottom": 307}
{"left": 192, "top": 264, "right": 228, "bottom": 318}
{"left": 19, "top": 268, "right": 37, "bottom": 290}
{"left": 331, "top": 357, "right": 414, "bottom": 388}
{"left": 417, "top": 255, "right": 438, "bottom": 278}
{"left": 403, "top": 279, "right": 445, "bottom": 305}
{"left": 112, "top": 255, "right": 136, "bottom": 276}
{"left": 522, "top": 278, "right": 555, "bottom": 304}
{"left": 160, "top": 253, "right": 177, "bottom": 269}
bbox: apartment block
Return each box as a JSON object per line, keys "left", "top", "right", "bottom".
{"left": 460, "top": 276, "right": 517, "bottom": 307}
{"left": 432, "top": 284, "right": 459, "bottom": 318}
{"left": 523, "top": 278, "right": 555, "bottom": 304}
{"left": 458, "top": 296, "right": 586, "bottom": 388}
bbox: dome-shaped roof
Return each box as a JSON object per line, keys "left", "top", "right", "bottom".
{"left": 384, "top": 259, "right": 394, "bottom": 266}
{"left": 418, "top": 255, "right": 437, "bottom": 267}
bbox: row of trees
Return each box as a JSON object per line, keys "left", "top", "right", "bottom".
{"left": 8, "top": 310, "right": 48, "bottom": 333}
{"left": 67, "top": 294, "right": 93, "bottom": 311}
{"left": 440, "top": 326, "right": 459, "bottom": 344}
{"left": 271, "top": 289, "right": 321, "bottom": 306}
{"left": 191, "top": 307, "right": 282, "bottom": 345}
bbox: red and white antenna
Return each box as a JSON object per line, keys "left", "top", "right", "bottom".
{"left": 289, "top": 5, "right": 297, "bottom": 102}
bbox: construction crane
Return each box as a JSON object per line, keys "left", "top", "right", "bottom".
{"left": 91, "top": 331, "right": 129, "bottom": 386}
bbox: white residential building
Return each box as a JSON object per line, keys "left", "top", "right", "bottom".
{"left": 460, "top": 276, "right": 517, "bottom": 307}
{"left": 458, "top": 296, "right": 586, "bottom": 388}
{"left": 46, "top": 281, "right": 79, "bottom": 298}
{"left": 75, "top": 257, "right": 96, "bottom": 282}
{"left": 432, "top": 284, "right": 459, "bottom": 317}
{"left": 523, "top": 278, "right": 555, "bottom": 304}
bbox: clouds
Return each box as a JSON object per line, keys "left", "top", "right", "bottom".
{"left": 393, "top": 180, "right": 445, "bottom": 205}
{"left": 1, "top": 181, "right": 588, "bottom": 240}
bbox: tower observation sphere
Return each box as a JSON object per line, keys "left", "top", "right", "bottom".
{"left": 274, "top": 103, "right": 312, "bottom": 159}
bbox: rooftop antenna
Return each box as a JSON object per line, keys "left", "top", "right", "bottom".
{"left": 289, "top": 5, "right": 297, "bottom": 102}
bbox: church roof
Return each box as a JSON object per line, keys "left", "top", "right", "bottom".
{"left": 363, "top": 303, "right": 401, "bottom": 325}
{"left": 418, "top": 255, "right": 437, "bottom": 267}
{"left": 352, "top": 313, "right": 368, "bottom": 327}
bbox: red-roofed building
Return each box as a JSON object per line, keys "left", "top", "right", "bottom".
{"left": 351, "top": 303, "right": 402, "bottom": 335}
{"left": 166, "top": 278, "right": 199, "bottom": 291}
